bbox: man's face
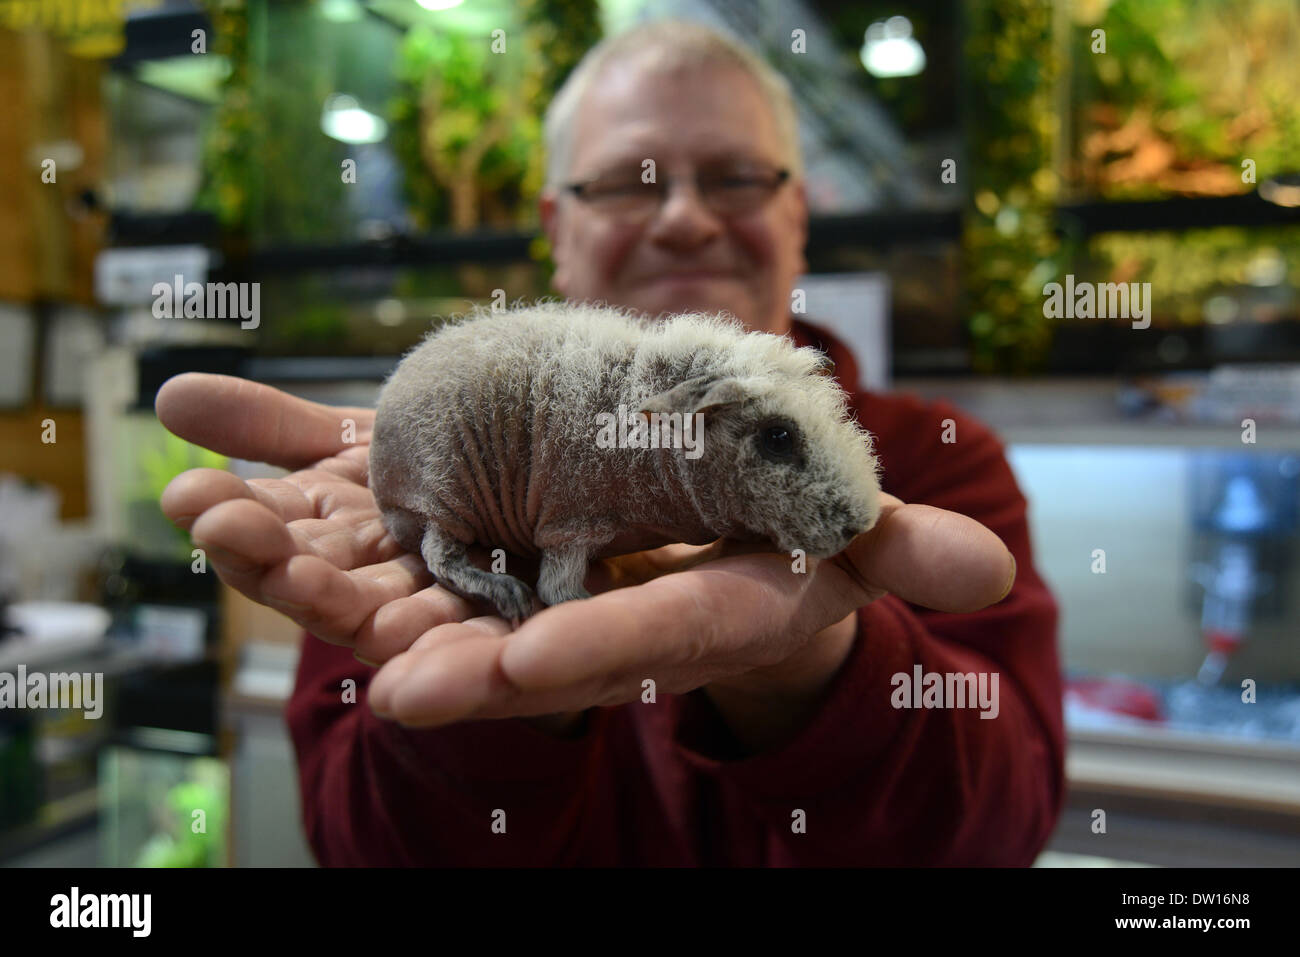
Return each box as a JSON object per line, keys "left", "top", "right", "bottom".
{"left": 539, "top": 59, "right": 809, "bottom": 336}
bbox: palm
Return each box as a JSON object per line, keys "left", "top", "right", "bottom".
{"left": 158, "top": 377, "right": 421, "bottom": 655}
{"left": 361, "top": 533, "right": 901, "bottom": 727}
{"left": 154, "top": 373, "right": 746, "bottom": 661}
{"left": 158, "top": 373, "right": 1014, "bottom": 728}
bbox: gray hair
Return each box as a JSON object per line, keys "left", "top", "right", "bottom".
{"left": 542, "top": 18, "right": 804, "bottom": 190}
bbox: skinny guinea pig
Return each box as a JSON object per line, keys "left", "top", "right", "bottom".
{"left": 368, "top": 300, "right": 883, "bottom": 622}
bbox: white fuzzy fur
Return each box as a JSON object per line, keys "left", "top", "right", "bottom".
{"left": 368, "top": 299, "right": 882, "bottom": 620}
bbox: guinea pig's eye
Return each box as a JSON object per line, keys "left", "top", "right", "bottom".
{"left": 757, "top": 423, "right": 797, "bottom": 463}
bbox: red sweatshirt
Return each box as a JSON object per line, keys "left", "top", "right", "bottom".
{"left": 284, "top": 317, "right": 1065, "bottom": 866}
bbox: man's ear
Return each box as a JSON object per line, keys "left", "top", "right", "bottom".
{"left": 539, "top": 189, "right": 570, "bottom": 295}
{"left": 539, "top": 188, "right": 560, "bottom": 245}
{"left": 638, "top": 375, "right": 751, "bottom": 416}
{"left": 790, "top": 177, "right": 810, "bottom": 277}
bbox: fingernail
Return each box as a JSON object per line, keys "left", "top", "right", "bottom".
{"left": 998, "top": 554, "right": 1017, "bottom": 601}
{"left": 354, "top": 651, "right": 380, "bottom": 667}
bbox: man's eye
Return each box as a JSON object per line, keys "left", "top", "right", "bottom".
{"left": 591, "top": 181, "right": 653, "bottom": 198}
{"left": 590, "top": 187, "right": 650, "bottom": 204}
{"left": 703, "top": 163, "right": 766, "bottom": 181}
{"left": 701, "top": 175, "right": 769, "bottom": 198}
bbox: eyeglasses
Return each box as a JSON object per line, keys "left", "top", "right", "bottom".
{"left": 564, "top": 161, "right": 791, "bottom": 221}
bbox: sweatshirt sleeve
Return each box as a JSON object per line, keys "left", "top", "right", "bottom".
{"left": 283, "top": 634, "right": 606, "bottom": 866}
{"left": 670, "top": 393, "right": 1066, "bottom": 866}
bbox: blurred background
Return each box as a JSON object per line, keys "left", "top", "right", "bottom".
{"left": 2, "top": 0, "right": 1299, "bottom": 868}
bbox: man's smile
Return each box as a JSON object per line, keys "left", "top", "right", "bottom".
{"left": 640, "top": 270, "right": 741, "bottom": 284}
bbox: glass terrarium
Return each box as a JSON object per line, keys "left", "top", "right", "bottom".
{"left": 1050, "top": 0, "right": 1300, "bottom": 364}
{"left": 1008, "top": 442, "right": 1300, "bottom": 746}
{"left": 99, "top": 731, "right": 228, "bottom": 867}
{"left": 114, "top": 411, "right": 228, "bottom": 564}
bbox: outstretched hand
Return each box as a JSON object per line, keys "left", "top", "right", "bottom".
{"left": 157, "top": 373, "right": 1015, "bottom": 735}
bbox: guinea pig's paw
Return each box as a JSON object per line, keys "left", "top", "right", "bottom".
{"left": 536, "top": 548, "right": 595, "bottom": 607}
{"left": 481, "top": 574, "right": 540, "bottom": 624}
{"left": 536, "top": 580, "right": 593, "bottom": 607}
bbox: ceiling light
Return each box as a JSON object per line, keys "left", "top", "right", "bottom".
{"left": 321, "top": 0, "right": 364, "bottom": 23}
{"left": 861, "top": 16, "right": 926, "bottom": 78}
{"left": 320, "top": 94, "right": 388, "bottom": 144}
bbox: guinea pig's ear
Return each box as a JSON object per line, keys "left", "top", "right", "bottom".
{"left": 692, "top": 377, "right": 750, "bottom": 413}
{"left": 638, "top": 375, "right": 750, "bottom": 416}
{"left": 796, "top": 346, "right": 835, "bottom": 378}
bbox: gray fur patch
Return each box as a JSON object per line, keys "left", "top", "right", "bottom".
{"left": 368, "top": 300, "right": 882, "bottom": 621}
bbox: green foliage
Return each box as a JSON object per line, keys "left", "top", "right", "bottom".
{"left": 1057, "top": 0, "right": 1300, "bottom": 333}
{"left": 197, "top": 0, "right": 355, "bottom": 241}
{"left": 134, "top": 765, "right": 227, "bottom": 868}
{"left": 253, "top": 296, "right": 349, "bottom": 355}
{"left": 390, "top": 25, "right": 541, "bottom": 231}
{"left": 962, "top": 0, "right": 1300, "bottom": 371}
{"left": 1089, "top": 227, "right": 1300, "bottom": 323}
{"left": 963, "top": 0, "right": 1061, "bottom": 373}
{"left": 389, "top": 0, "right": 600, "bottom": 236}
{"left": 132, "top": 426, "right": 229, "bottom": 560}
{"left": 516, "top": 0, "right": 600, "bottom": 278}
{"left": 389, "top": 27, "right": 448, "bottom": 231}
{"left": 134, "top": 429, "right": 229, "bottom": 506}
{"left": 517, "top": 0, "right": 603, "bottom": 114}
{"left": 1071, "top": 0, "right": 1300, "bottom": 198}
{"left": 196, "top": 0, "right": 254, "bottom": 232}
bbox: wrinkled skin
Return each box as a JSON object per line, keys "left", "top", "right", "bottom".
{"left": 157, "top": 374, "right": 1013, "bottom": 733}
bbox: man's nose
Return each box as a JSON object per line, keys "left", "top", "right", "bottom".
{"left": 647, "top": 180, "right": 724, "bottom": 246}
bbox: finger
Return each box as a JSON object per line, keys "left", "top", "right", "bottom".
{"left": 185, "top": 497, "right": 423, "bottom": 640}
{"left": 409, "top": 615, "right": 512, "bottom": 653}
{"left": 162, "top": 468, "right": 286, "bottom": 531}
{"left": 245, "top": 475, "right": 382, "bottom": 524}
{"left": 280, "top": 516, "right": 405, "bottom": 568}
{"left": 168, "top": 469, "right": 402, "bottom": 571}
{"left": 502, "top": 557, "right": 809, "bottom": 694}
{"left": 275, "top": 444, "right": 373, "bottom": 488}
{"left": 368, "top": 622, "right": 604, "bottom": 726}
{"left": 358, "top": 586, "right": 482, "bottom": 662}
{"left": 177, "top": 483, "right": 476, "bottom": 654}
{"left": 155, "top": 372, "right": 375, "bottom": 471}
{"left": 836, "top": 496, "right": 1015, "bottom": 614}
{"left": 188, "top": 498, "right": 300, "bottom": 596}
{"left": 585, "top": 541, "right": 737, "bottom": 592}
{"left": 161, "top": 467, "right": 335, "bottom": 530}
{"left": 257, "top": 552, "right": 433, "bottom": 646}
{"left": 586, "top": 532, "right": 855, "bottom": 594}
{"left": 367, "top": 629, "right": 514, "bottom": 726}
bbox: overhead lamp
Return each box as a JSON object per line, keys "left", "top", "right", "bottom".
{"left": 320, "top": 94, "right": 388, "bottom": 144}
{"left": 321, "top": 0, "right": 364, "bottom": 22}
{"left": 861, "top": 16, "right": 926, "bottom": 78}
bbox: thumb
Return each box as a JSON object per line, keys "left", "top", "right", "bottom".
{"left": 836, "top": 496, "right": 1016, "bottom": 614}
{"left": 155, "top": 373, "right": 376, "bottom": 471}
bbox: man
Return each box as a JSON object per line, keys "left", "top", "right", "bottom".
{"left": 157, "top": 19, "right": 1064, "bottom": 865}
